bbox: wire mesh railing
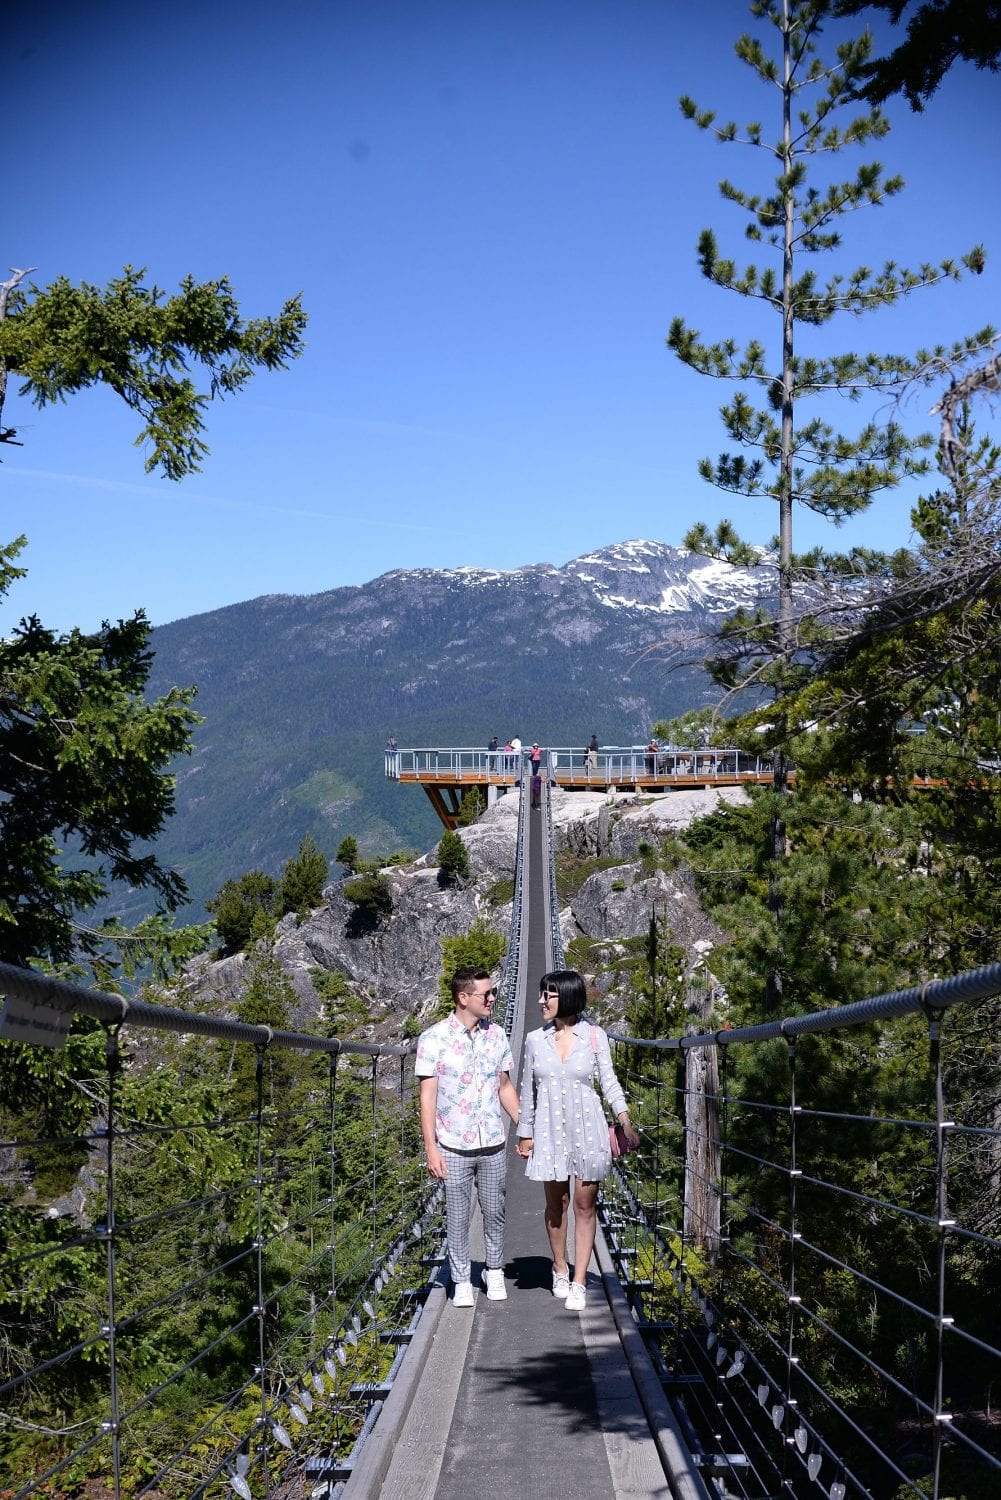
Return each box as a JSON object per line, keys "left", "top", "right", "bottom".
{"left": 599, "top": 965, "right": 1001, "bottom": 1500}
{"left": 0, "top": 962, "right": 444, "bottom": 1500}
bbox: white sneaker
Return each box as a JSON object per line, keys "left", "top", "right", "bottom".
{"left": 453, "top": 1280, "right": 474, "bottom": 1307}
{"left": 552, "top": 1270, "right": 571, "bottom": 1299}
{"left": 481, "top": 1267, "right": 507, "bottom": 1300}
{"left": 565, "top": 1282, "right": 586, "bottom": 1312}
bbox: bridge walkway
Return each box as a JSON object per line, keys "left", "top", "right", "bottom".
{"left": 348, "top": 786, "right": 703, "bottom": 1500}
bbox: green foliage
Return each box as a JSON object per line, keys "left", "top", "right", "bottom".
{"left": 456, "top": 787, "right": 484, "bottom": 826}
{"left": 837, "top": 0, "right": 1001, "bottom": 111}
{"left": 436, "top": 828, "right": 470, "bottom": 885}
{"left": 651, "top": 707, "right": 719, "bottom": 746}
{"left": 384, "top": 846, "right": 418, "bottom": 866}
{"left": 279, "top": 833, "right": 328, "bottom": 917}
{"left": 435, "top": 919, "right": 505, "bottom": 1019}
{"left": 342, "top": 871, "right": 393, "bottom": 926}
{"left": 309, "top": 966, "right": 369, "bottom": 1033}
{"left": 485, "top": 876, "right": 515, "bottom": 906}
{"left": 0, "top": 557, "right": 201, "bottom": 968}
{"left": 335, "top": 835, "right": 359, "bottom": 873}
{"left": 678, "top": 784, "right": 937, "bottom": 1017}
{"left": 671, "top": 0, "right": 983, "bottom": 681}
{"left": 206, "top": 869, "right": 278, "bottom": 956}
{"left": 626, "top": 911, "right": 687, "bottom": 1039}
{"left": 0, "top": 265, "right": 306, "bottom": 479}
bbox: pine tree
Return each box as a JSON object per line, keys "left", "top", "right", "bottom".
{"left": 335, "top": 835, "right": 359, "bottom": 874}
{"left": 279, "top": 834, "right": 328, "bottom": 917}
{"left": 669, "top": 0, "right": 983, "bottom": 1007}
{"left": 669, "top": 0, "right": 983, "bottom": 681}
{"left": 437, "top": 829, "right": 470, "bottom": 886}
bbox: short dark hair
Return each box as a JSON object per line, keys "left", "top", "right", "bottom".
{"left": 451, "top": 966, "right": 491, "bottom": 1004}
{"left": 539, "top": 969, "right": 587, "bottom": 1020}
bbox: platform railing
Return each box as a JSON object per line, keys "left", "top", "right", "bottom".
{"left": 384, "top": 746, "right": 774, "bottom": 783}
{"left": 601, "top": 964, "right": 1001, "bottom": 1500}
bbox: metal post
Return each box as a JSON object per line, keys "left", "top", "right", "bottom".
{"left": 928, "top": 1010, "right": 953, "bottom": 1500}
{"left": 101, "top": 1027, "right": 123, "bottom": 1500}
{"left": 253, "top": 1046, "right": 271, "bottom": 1497}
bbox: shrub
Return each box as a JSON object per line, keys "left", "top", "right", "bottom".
{"left": 343, "top": 872, "right": 393, "bottom": 925}
{"left": 437, "top": 829, "right": 470, "bottom": 885}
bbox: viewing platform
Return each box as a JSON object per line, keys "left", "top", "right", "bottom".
{"left": 384, "top": 744, "right": 784, "bottom": 828}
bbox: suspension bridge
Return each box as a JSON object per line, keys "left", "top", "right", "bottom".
{"left": 1, "top": 761, "right": 1000, "bottom": 1500}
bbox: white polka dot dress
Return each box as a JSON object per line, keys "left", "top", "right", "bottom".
{"left": 518, "top": 1020, "right": 627, "bottom": 1182}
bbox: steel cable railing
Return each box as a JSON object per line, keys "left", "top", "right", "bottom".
{"left": 542, "top": 755, "right": 565, "bottom": 970}
{"left": 0, "top": 961, "right": 445, "bottom": 1500}
{"left": 494, "top": 773, "right": 530, "bottom": 1040}
{"left": 599, "top": 966, "right": 1001, "bottom": 1500}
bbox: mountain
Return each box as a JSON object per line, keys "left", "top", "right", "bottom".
{"left": 138, "top": 540, "right": 769, "bottom": 920}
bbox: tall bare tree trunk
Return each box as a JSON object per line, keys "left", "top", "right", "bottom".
{"left": 683, "top": 973, "right": 720, "bottom": 1261}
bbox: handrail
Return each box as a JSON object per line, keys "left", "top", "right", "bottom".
{"left": 604, "top": 959, "right": 1001, "bottom": 1051}
{"left": 385, "top": 745, "right": 775, "bottom": 785}
{"left": 0, "top": 959, "right": 415, "bottom": 1056}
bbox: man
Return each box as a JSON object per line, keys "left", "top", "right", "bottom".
{"left": 416, "top": 969, "right": 519, "bottom": 1305}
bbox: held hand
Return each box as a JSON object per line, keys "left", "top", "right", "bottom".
{"left": 621, "top": 1121, "right": 640, "bottom": 1150}
{"left": 426, "top": 1147, "right": 448, "bottom": 1180}
{"left": 516, "top": 1137, "right": 533, "bottom": 1159}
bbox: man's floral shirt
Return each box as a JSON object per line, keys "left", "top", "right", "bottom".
{"left": 415, "top": 1013, "right": 514, "bottom": 1149}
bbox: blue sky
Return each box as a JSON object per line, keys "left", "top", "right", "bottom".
{"left": 5, "top": 0, "right": 999, "bottom": 633}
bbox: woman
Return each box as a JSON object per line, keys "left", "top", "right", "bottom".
{"left": 517, "top": 970, "right": 639, "bottom": 1311}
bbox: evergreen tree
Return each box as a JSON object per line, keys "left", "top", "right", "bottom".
{"left": 837, "top": 0, "right": 1001, "bottom": 110}
{"left": 669, "top": 0, "right": 983, "bottom": 680}
{"left": 0, "top": 262, "right": 304, "bottom": 972}
{"left": 206, "top": 870, "right": 278, "bottom": 956}
{"left": 279, "top": 834, "right": 328, "bottom": 917}
{"left": 669, "top": 0, "right": 983, "bottom": 1008}
{"left": 437, "top": 829, "right": 470, "bottom": 886}
{"left": 0, "top": 552, "right": 200, "bottom": 968}
{"left": 335, "top": 835, "right": 359, "bottom": 874}
{"left": 435, "top": 920, "right": 505, "bottom": 1018}
{"left": 456, "top": 788, "right": 484, "bottom": 826}
{"left": 0, "top": 265, "right": 306, "bottom": 478}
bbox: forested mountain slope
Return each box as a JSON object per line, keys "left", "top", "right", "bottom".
{"left": 142, "top": 540, "right": 768, "bottom": 917}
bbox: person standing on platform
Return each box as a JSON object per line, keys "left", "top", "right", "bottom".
{"left": 516, "top": 970, "right": 638, "bottom": 1311}
{"left": 587, "top": 733, "right": 599, "bottom": 773}
{"left": 528, "top": 741, "right": 543, "bottom": 779}
{"left": 510, "top": 734, "right": 522, "bottom": 778}
{"left": 487, "top": 735, "right": 499, "bottom": 771}
{"left": 416, "top": 968, "right": 520, "bottom": 1305}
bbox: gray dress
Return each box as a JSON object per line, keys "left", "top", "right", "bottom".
{"left": 518, "top": 1020, "right": 627, "bottom": 1182}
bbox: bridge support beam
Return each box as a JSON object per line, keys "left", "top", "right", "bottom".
{"left": 423, "top": 785, "right": 463, "bottom": 830}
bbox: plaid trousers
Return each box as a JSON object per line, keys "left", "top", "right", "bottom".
{"left": 440, "top": 1142, "right": 507, "bottom": 1285}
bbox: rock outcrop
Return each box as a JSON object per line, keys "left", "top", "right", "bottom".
{"left": 182, "top": 782, "right": 737, "bottom": 1033}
